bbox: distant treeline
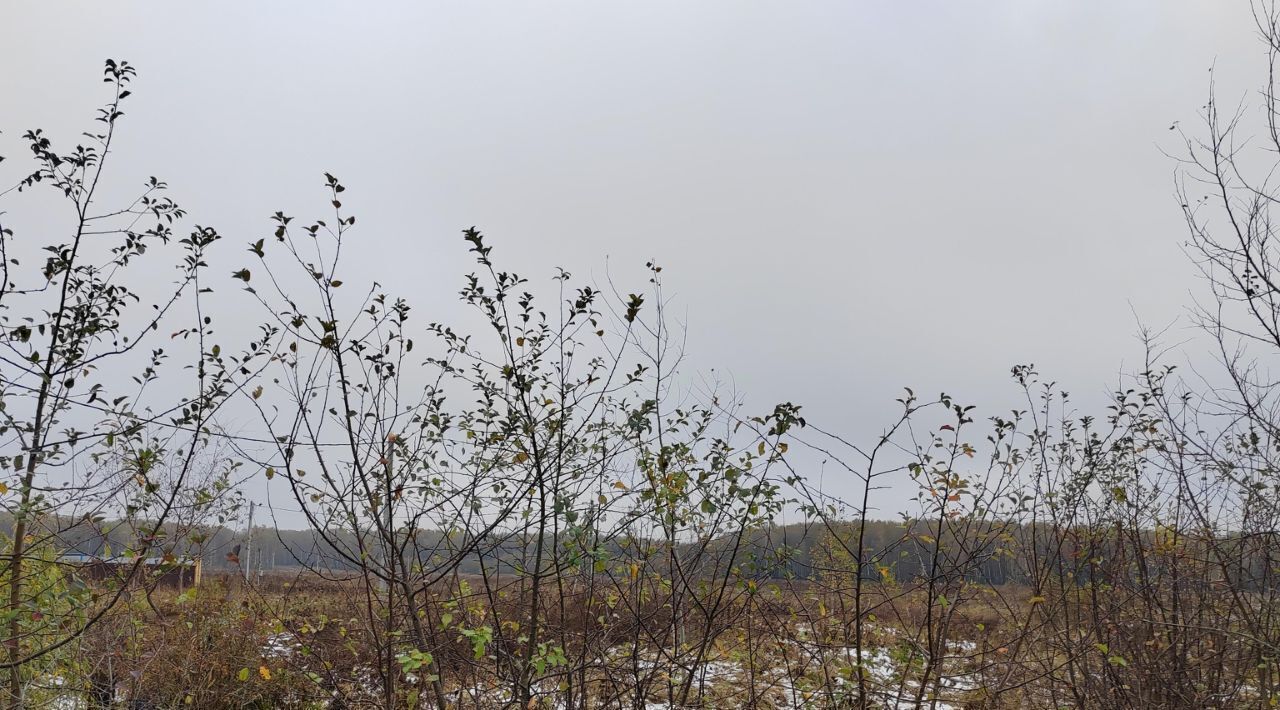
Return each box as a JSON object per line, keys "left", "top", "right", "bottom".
{"left": 6, "top": 513, "right": 1267, "bottom": 590}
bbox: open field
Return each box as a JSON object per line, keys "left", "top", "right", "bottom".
{"left": 8, "top": 3, "right": 1280, "bottom": 709}
{"left": 29, "top": 564, "right": 1276, "bottom": 709}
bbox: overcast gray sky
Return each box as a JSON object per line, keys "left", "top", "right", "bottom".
{"left": 0, "top": 2, "right": 1261, "bottom": 517}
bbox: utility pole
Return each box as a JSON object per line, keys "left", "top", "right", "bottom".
{"left": 384, "top": 440, "right": 395, "bottom": 578}
{"left": 380, "top": 435, "right": 397, "bottom": 592}
{"left": 382, "top": 435, "right": 396, "bottom": 707}
{"left": 244, "top": 500, "right": 255, "bottom": 584}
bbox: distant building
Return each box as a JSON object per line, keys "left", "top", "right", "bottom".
{"left": 59, "top": 553, "right": 202, "bottom": 592}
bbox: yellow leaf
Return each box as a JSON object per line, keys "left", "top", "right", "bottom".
{"left": 516, "top": 337, "right": 525, "bottom": 347}
{"left": 252, "top": 385, "right": 263, "bottom": 400}
{"left": 265, "top": 467, "right": 275, "bottom": 480}
{"left": 514, "top": 452, "right": 529, "bottom": 464}
{"left": 1029, "top": 595, "right": 1046, "bottom": 604}
{"left": 778, "top": 442, "right": 788, "bottom": 454}
{"left": 258, "top": 666, "right": 272, "bottom": 681}
{"left": 613, "top": 481, "right": 628, "bottom": 490}
{"left": 0, "top": 482, "right": 7, "bottom": 495}
{"left": 758, "top": 442, "right": 766, "bottom": 456}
